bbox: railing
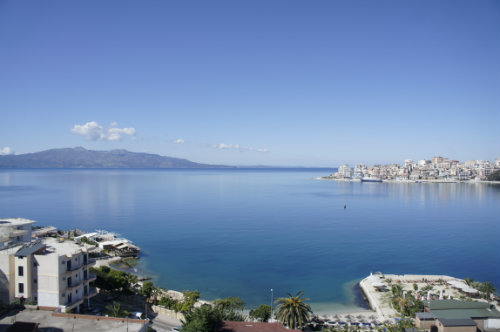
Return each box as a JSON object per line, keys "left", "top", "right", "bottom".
{"left": 84, "top": 273, "right": 97, "bottom": 282}
{"left": 84, "top": 258, "right": 96, "bottom": 266}
{"left": 65, "top": 297, "right": 84, "bottom": 309}
{"left": 65, "top": 264, "right": 83, "bottom": 273}
{"left": 83, "top": 288, "right": 98, "bottom": 299}
{"left": 66, "top": 281, "right": 82, "bottom": 291}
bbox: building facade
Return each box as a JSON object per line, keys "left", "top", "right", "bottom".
{"left": 0, "top": 238, "right": 97, "bottom": 312}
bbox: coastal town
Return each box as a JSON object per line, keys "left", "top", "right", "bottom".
{"left": 0, "top": 218, "right": 499, "bottom": 332}
{"left": 323, "top": 157, "right": 500, "bottom": 182}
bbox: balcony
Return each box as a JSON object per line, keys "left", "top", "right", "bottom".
{"left": 84, "top": 258, "right": 96, "bottom": 266}
{"left": 64, "top": 298, "right": 84, "bottom": 311}
{"left": 83, "top": 288, "right": 98, "bottom": 299}
{"left": 65, "top": 265, "right": 83, "bottom": 275}
{"left": 66, "top": 281, "right": 82, "bottom": 292}
{"left": 84, "top": 273, "right": 97, "bottom": 282}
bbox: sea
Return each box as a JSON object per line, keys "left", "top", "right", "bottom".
{"left": 0, "top": 169, "right": 499, "bottom": 312}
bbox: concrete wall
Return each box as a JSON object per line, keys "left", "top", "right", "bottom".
{"left": 36, "top": 253, "right": 61, "bottom": 307}
{"left": 436, "top": 321, "right": 476, "bottom": 332}
{"left": 472, "top": 318, "right": 484, "bottom": 330}
{"left": 484, "top": 318, "right": 500, "bottom": 329}
{"left": 151, "top": 305, "right": 185, "bottom": 321}
{"left": 415, "top": 318, "right": 436, "bottom": 330}
{"left": 20, "top": 224, "right": 32, "bottom": 243}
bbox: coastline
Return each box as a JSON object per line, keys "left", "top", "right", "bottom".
{"left": 316, "top": 177, "right": 500, "bottom": 184}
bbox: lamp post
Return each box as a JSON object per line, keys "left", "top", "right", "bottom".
{"left": 270, "top": 288, "right": 273, "bottom": 323}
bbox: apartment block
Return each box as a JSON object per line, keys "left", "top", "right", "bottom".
{"left": 0, "top": 238, "right": 97, "bottom": 312}
{"left": 0, "top": 218, "right": 36, "bottom": 249}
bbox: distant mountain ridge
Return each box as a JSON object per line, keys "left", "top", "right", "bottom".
{"left": 0, "top": 147, "right": 229, "bottom": 168}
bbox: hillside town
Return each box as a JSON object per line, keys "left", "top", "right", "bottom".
{"left": 327, "top": 157, "right": 500, "bottom": 182}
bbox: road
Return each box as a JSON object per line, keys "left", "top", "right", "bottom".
{"left": 148, "top": 313, "right": 181, "bottom": 332}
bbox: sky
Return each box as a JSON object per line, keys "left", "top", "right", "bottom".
{"left": 0, "top": 0, "right": 498, "bottom": 167}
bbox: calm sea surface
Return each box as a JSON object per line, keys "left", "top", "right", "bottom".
{"left": 0, "top": 169, "right": 499, "bottom": 311}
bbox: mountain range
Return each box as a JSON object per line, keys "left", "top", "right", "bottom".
{"left": 0, "top": 147, "right": 229, "bottom": 168}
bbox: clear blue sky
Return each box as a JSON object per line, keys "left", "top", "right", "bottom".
{"left": 0, "top": 0, "right": 498, "bottom": 166}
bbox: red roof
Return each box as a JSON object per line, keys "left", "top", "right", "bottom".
{"left": 217, "top": 321, "right": 301, "bottom": 332}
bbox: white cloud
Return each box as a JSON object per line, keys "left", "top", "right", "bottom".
{"left": 174, "top": 139, "right": 185, "bottom": 144}
{"left": 71, "top": 121, "right": 136, "bottom": 141}
{"left": 212, "top": 143, "right": 269, "bottom": 153}
{"left": 0, "top": 147, "right": 13, "bottom": 155}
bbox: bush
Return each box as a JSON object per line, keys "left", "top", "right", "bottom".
{"left": 159, "top": 296, "right": 179, "bottom": 310}
{"left": 487, "top": 170, "right": 500, "bottom": 181}
{"left": 249, "top": 304, "right": 271, "bottom": 322}
{"left": 90, "top": 266, "right": 137, "bottom": 294}
{"left": 181, "top": 304, "right": 221, "bottom": 332}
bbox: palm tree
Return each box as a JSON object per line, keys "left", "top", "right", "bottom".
{"left": 481, "top": 282, "right": 496, "bottom": 301}
{"left": 275, "top": 290, "right": 313, "bottom": 329}
{"left": 391, "top": 284, "right": 403, "bottom": 298}
{"left": 105, "top": 301, "right": 127, "bottom": 318}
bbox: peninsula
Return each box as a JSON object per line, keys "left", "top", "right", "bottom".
{"left": 322, "top": 156, "right": 500, "bottom": 183}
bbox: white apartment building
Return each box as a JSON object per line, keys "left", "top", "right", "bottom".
{"left": 0, "top": 238, "right": 97, "bottom": 312}
{"left": 338, "top": 164, "right": 352, "bottom": 178}
{"left": 0, "top": 218, "right": 35, "bottom": 249}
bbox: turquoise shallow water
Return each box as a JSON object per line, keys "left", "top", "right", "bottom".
{"left": 0, "top": 169, "right": 499, "bottom": 311}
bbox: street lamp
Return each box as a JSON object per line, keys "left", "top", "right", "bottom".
{"left": 270, "top": 289, "right": 273, "bottom": 323}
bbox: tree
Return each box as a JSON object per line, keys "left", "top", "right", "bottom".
{"left": 379, "top": 317, "right": 415, "bottom": 332}
{"left": 139, "top": 281, "right": 156, "bottom": 298}
{"left": 249, "top": 304, "right": 271, "bottom": 322}
{"left": 391, "top": 284, "right": 403, "bottom": 299}
{"left": 464, "top": 278, "right": 474, "bottom": 286}
{"left": 105, "top": 301, "right": 129, "bottom": 318}
{"left": 214, "top": 296, "right": 245, "bottom": 321}
{"left": 487, "top": 170, "right": 500, "bottom": 181}
{"left": 480, "top": 282, "right": 496, "bottom": 301}
{"left": 176, "top": 290, "right": 201, "bottom": 312}
{"left": 181, "top": 304, "right": 221, "bottom": 332}
{"left": 275, "top": 290, "right": 313, "bottom": 329}
{"left": 91, "top": 266, "right": 137, "bottom": 294}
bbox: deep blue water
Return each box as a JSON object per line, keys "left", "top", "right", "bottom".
{"left": 0, "top": 169, "right": 499, "bottom": 311}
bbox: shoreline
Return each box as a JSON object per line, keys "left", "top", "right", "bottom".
{"left": 94, "top": 257, "right": 497, "bottom": 324}
{"left": 316, "top": 177, "right": 500, "bottom": 184}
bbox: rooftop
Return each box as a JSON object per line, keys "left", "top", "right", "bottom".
{"left": 41, "top": 238, "right": 93, "bottom": 256}
{"left": 431, "top": 308, "right": 500, "bottom": 319}
{"left": 437, "top": 318, "right": 477, "bottom": 327}
{"left": 216, "top": 321, "right": 302, "bottom": 332}
{"left": 0, "top": 218, "right": 36, "bottom": 227}
{"left": 416, "top": 312, "right": 435, "bottom": 320}
{"left": 15, "top": 242, "right": 46, "bottom": 257}
{"left": 426, "top": 300, "right": 490, "bottom": 310}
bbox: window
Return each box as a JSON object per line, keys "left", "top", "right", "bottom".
{"left": 18, "top": 266, "right": 23, "bottom": 276}
{"left": 34, "top": 279, "right": 37, "bottom": 284}
{"left": 61, "top": 261, "right": 65, "bottom": 265}
{"left": 18, "top": 283, "right": 24, "bottom": 293}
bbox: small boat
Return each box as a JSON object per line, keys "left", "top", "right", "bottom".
{"left": 361, "top": 177, "right": 382, "bottom": 183}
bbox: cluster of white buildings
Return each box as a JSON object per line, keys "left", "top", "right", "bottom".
{"left": 0, "top": 218, "right": 97, "bottom": 312}
{"left": 332, "top": 157, "right": 500, "bottom": 181}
